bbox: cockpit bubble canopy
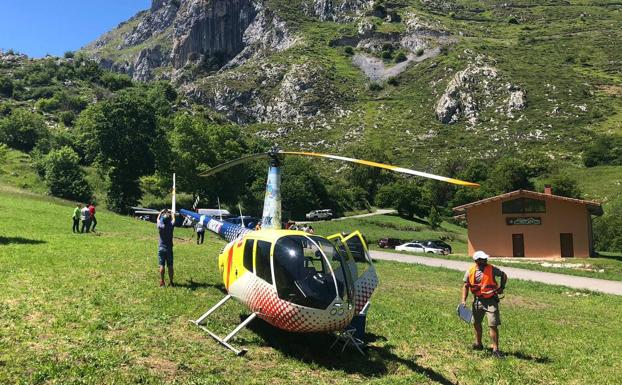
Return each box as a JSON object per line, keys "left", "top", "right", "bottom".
{"left": 273, "top": 234, "right": 354, "bottom": 310}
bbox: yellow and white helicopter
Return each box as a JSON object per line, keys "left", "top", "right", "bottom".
{"left": 180, "top": 148, "right": 479, "bottom": 355}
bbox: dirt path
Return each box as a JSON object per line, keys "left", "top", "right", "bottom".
{"left": 370, "top": 250, "right": 622, "bottom": 296}
{"left": 352, "top": 48, "right": 440, "bottom": 82}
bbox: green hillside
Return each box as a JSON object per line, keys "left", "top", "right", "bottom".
{"left": 84, "top": 0, "right": 622, "bottom": 167}
{"left": 2, "top": 187, "right": 622, "bottom": 384}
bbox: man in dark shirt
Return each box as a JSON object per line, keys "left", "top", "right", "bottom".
{"left": 157, "top": 209, "right": 175, "bottom": 287}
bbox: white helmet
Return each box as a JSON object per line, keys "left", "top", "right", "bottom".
{"left": 473, "top": 250, "right": 490, "bottom": 260}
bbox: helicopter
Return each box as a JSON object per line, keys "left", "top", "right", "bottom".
{"left": 179, "top": 148, "right": 479, "bottom": 355}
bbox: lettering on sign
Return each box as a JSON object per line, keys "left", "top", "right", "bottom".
{"left": 506, "top": 217, "right": 542, "bottom": 226}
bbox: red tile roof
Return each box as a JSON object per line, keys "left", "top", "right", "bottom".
{"left": 452, "top": 190, "right": 603, "bottom": 216}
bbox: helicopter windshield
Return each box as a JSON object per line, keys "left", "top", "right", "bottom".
{"left": 273, "top": 235, "right": 351, "bottom": 309}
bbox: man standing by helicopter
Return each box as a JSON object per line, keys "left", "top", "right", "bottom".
{"left": 461, "top": 250, "right": 508, "bottom": 358}
{"left": 157, "top": 209, "right": 175, "bottom": 287}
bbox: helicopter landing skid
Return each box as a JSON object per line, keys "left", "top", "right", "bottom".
{"left": 189, "top": 294, "right": 257, "bottom": 356}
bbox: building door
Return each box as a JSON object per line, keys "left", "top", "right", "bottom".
{"left": 512, "top": 234, "right": 524, "bottom": 258}
{"left": 560, "top": 233, "right": 574, "bottom": 258}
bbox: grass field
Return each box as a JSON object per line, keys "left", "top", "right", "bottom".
{"left": 2, "top": 188, "right": 622, "bottom": 384}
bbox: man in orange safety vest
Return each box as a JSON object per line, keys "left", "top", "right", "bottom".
{"left": 461, "top": 250, "right": 508, "bottom": 358}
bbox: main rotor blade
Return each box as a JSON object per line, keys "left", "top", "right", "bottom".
{"left": 280, "top": 151, "right": 480, "bottom": 187}
{"left": 199, "top": 153, "right": 270, "bottom": 177}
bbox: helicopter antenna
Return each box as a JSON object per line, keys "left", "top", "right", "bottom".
{"left": 239, "top": 204, "right": 245, "bottom": 228}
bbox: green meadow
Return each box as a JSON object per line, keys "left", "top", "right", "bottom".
{"left": 1, "top": 188, "right": 622, "bottom": 384}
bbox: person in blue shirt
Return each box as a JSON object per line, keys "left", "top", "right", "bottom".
{"left": 157, "top": 209, "right": 175, "bottom": 287}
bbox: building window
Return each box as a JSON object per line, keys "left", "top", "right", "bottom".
{"left": 502, "top": 198, "right": 546, "bottom": 214}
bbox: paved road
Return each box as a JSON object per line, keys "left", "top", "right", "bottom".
{"left": 298, "top": 209, "right": 396, "bottom": 224}
{"left": 370, "top": 250, "right": 622, "bottom": 296}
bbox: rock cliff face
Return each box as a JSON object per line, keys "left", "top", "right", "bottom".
{"left": 172, "top": 0, "right": 257, "bottom": 68}
{"left": 84, "top": 0, "right": 295, "bottom": 81}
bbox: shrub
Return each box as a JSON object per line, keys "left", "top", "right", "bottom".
{"left": 59, "top": 111, "right": 76, "bottom": 126}
{"left": 415, "top": 48, "right": 424, "bottom": 57}
{"left": 368, "top": 83, "right": 383, "bottom": 91}
{"left": 387, "top": 77, "right": 399, "bottom": 86}
{"left": 381, "top": 50, "right": 393, "bottom": 60}
{"left": 508, "top": 17, "right": 519, "bottom": 24}
{"left": 344, "top": 46, "right": 354, "bottom": 56}
{"left": 101, "top": 72, "right": 133, "bottom": 91}
{"left": 0, "top": 76, "right": 14, "bottom": 97}
{"left": 42, "top": 146, "right": 93, "bottom": 202}
{"left": 594, "top": 197, "right": 622, "bottom": 252}
{"left": 395, "top": 52, "right": 408, "bottom": 63}
{"left": 64, "top": 51, "right": 75, "bottom": 59}
{"left": 0, "top": 108, "right": 49, "bottom": 152}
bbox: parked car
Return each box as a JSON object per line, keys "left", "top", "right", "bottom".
{"left": 305, "top": 209, "right": 333, "bottom": 221}
{"left": 412, "top": 240, "right": 453, "bottom": 254}
{"left": 378, "top": 238, "right": 404, "bottom": 249}
{"left": 395, "top": 242, "right": 447, "bottom": 255}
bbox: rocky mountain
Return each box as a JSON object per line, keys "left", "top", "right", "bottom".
{"left": 81, "top": 0, "right": 622, "bottom": 168}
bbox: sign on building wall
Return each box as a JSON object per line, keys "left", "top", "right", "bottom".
{"left": 506, "top": 217, "right": 542, "bottom": 225}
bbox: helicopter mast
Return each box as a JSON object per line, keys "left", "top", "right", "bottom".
{"left": 260, "top": 147, "right": 283, "bottom": 229}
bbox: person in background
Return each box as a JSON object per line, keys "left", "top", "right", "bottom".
{"left": 255, "top": 222, "right": 262, "bottom": 231}
{"left": 157, "top": 209, "right": 175, "bottom": 287}
{"left": 88, "top": 203, "right": 97, "bottom": 232}
{"left": 195, "top": 220, "right": 205, "bottom": 245}
{"left": 81, "top": 204, "right": 91, "bottom": 233}
{"left": 72, "top": 204, "right": 82, "bottom": 233}
{"left": 307, "top": 226, "right": 315, "bottom": 234}
{"left": 461, "top": 250, "right": 508, "bottom": 359}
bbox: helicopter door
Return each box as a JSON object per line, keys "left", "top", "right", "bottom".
{"left": 342, "top": 231, "right": 372, "bottom": 277}
{"left": 310, "top": 236, "right": 354, "bottom": 306}
{"left": 272, "top": 235, "right": 339, "bottom": 309}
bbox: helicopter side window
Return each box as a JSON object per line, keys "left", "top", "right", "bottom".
{"left": 346, "top": 235, "right": 371, "bottom": 278}
{"left": 255, "top": 240, "right": 273, "bottom": 284}
{"left": 311, "top": 236, "right": 354, "bottom": 304}
{"left": 243, "top": 239, "right": 254, "bottom": 273}
{"left": 273, "top": 236, "right": 337, "bottom": 309}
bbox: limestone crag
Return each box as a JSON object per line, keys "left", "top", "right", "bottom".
{"left": 186, "top": 61, "right": 345, "bottom": 125}
{"left": 123, "top": 0, "right": 179, "bottom": 48}
{"left": 435, "top": 56, "right": 527, "bottom": 125}
{"left": 172, "top": 0, "right": 257, "bottom": 68}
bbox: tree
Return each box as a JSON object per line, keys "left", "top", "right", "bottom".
{"left": 348, "top": 144, "right": 395, "bottom": 204}
{"left": 78, "top": 89, "right": 162, "bottom": 213}
{"left": 545, "top": 174, "right": 582, "bottom": 199}
{"left": 428, "top": 206, "right": 442, "bottom": 229}
{"left": 42, "top": 147, "right": 92, "bottom": 201}
{"left": 166, "top": 112, "right": 249, "bottom": 205}
{"left": 594, "top": 197, "right": 622, "bottom": 253}
{"left": 484, "top": 158, "right": 534, "bottom": 194}
{"left": 101, "top": 72, "right": 133, "bottom": 91}
{"left": 0, "top": 76, "right": 14, "bottom": 97}
{"left": 376, "top": 180, "right": 429, "bottom": 219}
{"left": 0, "top": 108, "right": 49, "bottom": 152}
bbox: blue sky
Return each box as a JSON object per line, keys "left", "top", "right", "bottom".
{"left": 0, "top": 1, "right": 151, "bottom": 58}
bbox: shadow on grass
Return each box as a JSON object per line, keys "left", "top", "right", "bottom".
{"left": 246, "top": 318, "right": 456, "bottom": 384}
{"left": 484, "top": 348, "right": 551, "bottom": 363}
{"left": 596, "top": 252, "right": 622, "bottom": 262}
{"left": 0, "top": 236, "right": 45, "bottom": 245}
{"left": 176, "top": 279, "right": 227, "bottom": 293}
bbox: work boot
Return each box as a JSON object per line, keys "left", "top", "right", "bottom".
{"left": 159, "top": 280, "right": 165, "bottom": 287}
{"left": 472, "top": 343, "right": 484, "bottom": 351}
